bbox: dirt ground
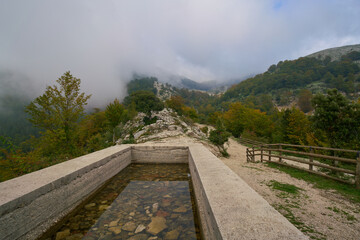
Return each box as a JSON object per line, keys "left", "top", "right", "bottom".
{"left": 146, "top": 135, "right": 360, "bottom": 240}
{"left": 220, "top": 138, "right": 360, "bottom": 240}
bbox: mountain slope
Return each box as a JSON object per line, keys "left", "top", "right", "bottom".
{"left": 221, "top": 45, "right": 360, "bottom": 105}
{"left": 307, "top": 44, "right": 360, "bottom": 62}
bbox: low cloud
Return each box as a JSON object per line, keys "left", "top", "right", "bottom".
{"left": 0, "top": 0, "right": 359, "bottom": 105}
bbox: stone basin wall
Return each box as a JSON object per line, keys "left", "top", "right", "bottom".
{"left": 0, "top": 144, "right": 307, "bottom": 240}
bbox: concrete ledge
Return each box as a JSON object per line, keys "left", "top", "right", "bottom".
{"left": 0, "top": 145, "right": 131, "bottom": 240}
{"left": 0, "top": 144, "right": 308, "bottom": 240}
{"left": 131, "top": 146, "right": 188, "bottom": 163}
{"left": 189, "top": 145, "right": 307, "bottom": 240}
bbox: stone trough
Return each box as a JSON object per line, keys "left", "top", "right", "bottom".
{"left": 0, "top": 144, "right": 307, "bottom": 240}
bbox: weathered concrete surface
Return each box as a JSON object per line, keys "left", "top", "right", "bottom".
{"left": 131, "top": 146, "right": 188, "bottom": 163}
{"left": 0, "top": 144, "right": 308, "bottom": 240}
{"left": 0, "top": 145, "right": 131, "bottom": 240}
{"left": 188, "top": 145, "right": 308, "bottom": 240}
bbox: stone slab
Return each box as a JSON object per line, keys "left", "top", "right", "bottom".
{"left": 188, "top": 145, "right": 308, "bottom": 240}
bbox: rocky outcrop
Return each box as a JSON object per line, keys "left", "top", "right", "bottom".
{"left": 117, "top": 108, "right": 206, "bottom": 144}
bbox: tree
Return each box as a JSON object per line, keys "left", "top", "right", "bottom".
{"left": 312, "top": 89, "right": 360, "bottom": 149}
{"left": 223, "top": 102, "right": 273, "bottom": 139}
{"left": 166, "top": 95, "right": 185, "bottom": 114}
{"left": 26, "top": 71, "right": 91, "bottom": 154}
{"left": 123, "top": 90, "right": 164, "bottom": 116}
{"left": 297, "top": 89, "right": 313, "bottom": 113}
{"left": 105, "top": 99, "right": 128, "bottom": 143}
{"left": 209, "top": 119, "right": 231, "bottom": 157}
{"left": 281, "top": 108, "right": 311, "bottom": 145}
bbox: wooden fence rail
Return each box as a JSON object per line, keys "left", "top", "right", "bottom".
{"left": 243, "top": 140, "right": 360, "bottom": 189}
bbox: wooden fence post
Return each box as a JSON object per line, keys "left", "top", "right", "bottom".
{"left": 261, "top": 145, "right": 263, "bottom": 162}
{"left": 279, "top": 144, "right": 283, "bottom": 162}
{"left": 356, "top": 152, "right": 360, "bottom": 190}
{"left": 309, "top": 147, "right": 314, "bottom": 171}
{"left": 246, "top": 149, "right": 249, "bottom": 162}
{"left": 333, "top": 151, "right": 339, "bottom": 176}
{"left": 269, "top": 149, "right": 272, "bottom": 162}
{"left": 252, "top": 147, "right": 255, "bottom": 162}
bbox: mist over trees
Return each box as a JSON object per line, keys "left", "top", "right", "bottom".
{"left": 1, "top": 49, "right": 360, "bottom": 182}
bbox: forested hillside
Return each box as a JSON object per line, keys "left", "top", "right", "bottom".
{"left": 222, "top": 51, "right": 360, "bottom": 104}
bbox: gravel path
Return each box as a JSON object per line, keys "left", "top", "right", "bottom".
{"left": 220, "top": 138, "right": 360, "bottom": 240}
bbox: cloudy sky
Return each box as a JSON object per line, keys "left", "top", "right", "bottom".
{"left": 0, "top": 0, "right": 359, "bottom": 104}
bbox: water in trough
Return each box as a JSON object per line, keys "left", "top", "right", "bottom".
{"left": 39, "top": 164, "right": 202, "bottom": 240}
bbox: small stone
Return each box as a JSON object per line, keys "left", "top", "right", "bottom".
{"left": 65, "top": 233, "right": 83, "bottom": 240}
{"left": 98, "top": 205, "right": 109, "bottom": 211}
{"left": 164, "top": 229, "right": 180, "bottom": 240}
{"left": 129, "top": 212, "right": 135, "bottom": 216}
{"left": 84, "top": 203, "right": 96, "bottom": 210}
{"left": 109, "top": 226, "right": 122, "bottom": 234}
{"left": 163, "top": 194, "right": 171, "bottom": 198}
{"left": 152, "top": 203, "right": 159, "bottom": 213}
{"left": 128, "top": 234, "right": 148, "bottom": 240}
{"left": 148, "top": 237, "right": 158, "bottom": 240}
{"left": 146, "top": 216, "right": 167, "bottom": 235}
{"left": 135, "top": 224, "right": 146, "bottom": 233}
{"left": 173, "top": 206, "right": 187, "bottom": 213}
{"left": 69, "top": 222, "right": 79, "bottom": 230}
{"left": 145, "top": 206, "right": 150, "bottom": 209}
{"left": 156, "top": 210, "right": 170, "bottom": 218}
{"left": 55, "top": 229, "right": 70, "bottom": 240}
{"left": 146, "top": 209, "right": 151, "bottom": 215}
{"left": 122, "top": 221, "right": 137, "bottom": 232}
{"left": 109, "top": 220, "right": 118, "bottom": 227}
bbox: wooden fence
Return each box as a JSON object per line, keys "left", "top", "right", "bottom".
{"left": 245, "top": 142, "right": 360, "bottom": 189}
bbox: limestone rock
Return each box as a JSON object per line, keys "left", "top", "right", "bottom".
{"left": 152, "top": 202, "right": 159, "bottom": 213}
{"left": 164, "top": 229, "right": 180, "bottom": 240}
{"left": 135, "top": 224, "right": 146, "bottom": 233}
{"left": 127, "top": 233, "right": 148, "bottom": 240}
{"left": 146, "top": 216, "right": 167, "bottom": 235}
{"left": 122, "top": 221, "right": 137, "bottom": 232}
{"left": 65, "top": 233, "right": 83, "bottom": 240}
{"left": 109, "top": 226, "right": 122, "bottom": 234}
{"left": 84, "top": 203, "right": 95, "bottom": 210}
{"left": 98, "top": 205, "right": 109, "bottom": 211}
{"left": 173, "top": 206, "right": 187, "bottom": 213}
{"left": 55, "top": 229, "right": 70, "bottom": 240}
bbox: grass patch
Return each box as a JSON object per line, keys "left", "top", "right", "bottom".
{"left": 326, "top": 207, "right": 357, "bottom": 222}
{"left": 268, "top": 180, "right": 303, "bottom": 194}
{"left": 266, "top": 162, "right": 360, "bottom": 203}
{"left": 241, "top": 165, "right": 264, "bottom": 171}
{"left": 274, "top": 204, "right": 325, "bottom": 239}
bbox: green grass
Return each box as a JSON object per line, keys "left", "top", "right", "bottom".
{"left": 266, "top": 162, "right": 360, "bottom": 203}
{"left": 326, "top": 207, "right": 357, "bottom": 221}
{"left": 273, "top": 204, "right": 325, "bottom": 240}
{"left": 268, "top": 180, "right": 303, "bottom": 194}
{"left": 241, "top": 165, "right": 264, "bottom": 171}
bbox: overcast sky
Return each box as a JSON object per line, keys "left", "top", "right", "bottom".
{"left": 0, "top": 0, "right": 359, "bottom": 104}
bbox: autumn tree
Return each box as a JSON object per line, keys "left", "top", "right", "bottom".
{"left": 223, "top": 102, "right": 273, "bottom": 139}
{"left": 281, "top": 108, "right": 311, "bottom": 145}
{"left": 26, "top": 71, "right": 91, "bottom": 155}
{"left": 166, "top": 95, "right": 185, "bottom": 114}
